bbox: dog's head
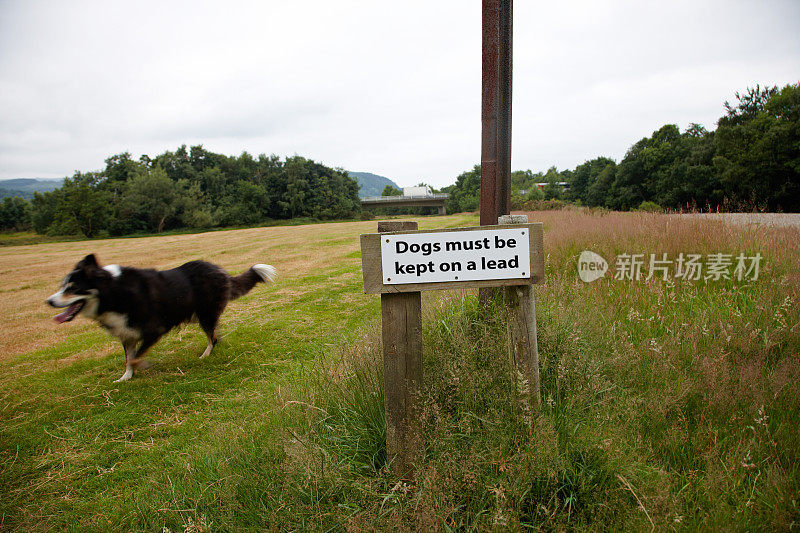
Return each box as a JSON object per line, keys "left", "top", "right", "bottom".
{"left": 46, "top": 254, "right": 112, "bottom": 323}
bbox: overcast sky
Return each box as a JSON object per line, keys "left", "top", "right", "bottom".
{"left": 1, "top": 0, "right": 798, "bottom": 188}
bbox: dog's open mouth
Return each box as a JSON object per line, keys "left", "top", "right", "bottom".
{"left": 54, "top": 301, "right": 85, "bottom": 323}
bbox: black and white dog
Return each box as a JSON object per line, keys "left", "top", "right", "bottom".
{"left": 47, "top": 254, "right": 276, "bottom": 382}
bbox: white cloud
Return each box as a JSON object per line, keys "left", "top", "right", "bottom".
{"left": 0, "top": 0, "right": 798, "bottom": 186}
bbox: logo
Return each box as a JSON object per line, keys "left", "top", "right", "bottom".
{"left": 577, "top": 251, "right": 762, "bottom": 282}
{"left": 578, "top": 251, "right": 608, "bottom": 282}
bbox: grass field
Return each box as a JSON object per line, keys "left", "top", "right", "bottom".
{"left": 0, "top": 211, "right": 798, "bottom": 531}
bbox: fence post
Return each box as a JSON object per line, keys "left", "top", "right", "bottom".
{"left": 378, "top": 221, "right": 423, "bottom": 478}
{"left": 499, "top": 214, "right": 541, "bottom": 414}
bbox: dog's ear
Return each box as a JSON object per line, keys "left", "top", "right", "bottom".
{"left": 79, "top": 254, "right": 99, "bottom": 267}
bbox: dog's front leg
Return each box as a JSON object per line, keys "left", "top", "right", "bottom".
{"left": 114, "top": 341, "right": 138, "bottom": 382}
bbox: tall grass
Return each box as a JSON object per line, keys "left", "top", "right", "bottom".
{"left": 305, "top": 211, "right": 799, "bottom": 530}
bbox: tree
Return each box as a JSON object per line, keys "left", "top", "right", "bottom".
{"left": 680, "top": 124, "right": 720, "bottom": 209}
{"left": 198, "top": 166, "right": 228, "bottom": 205}
{"left": 714, "top": 84, "right": 800, "bottom": 211}
{"left": 611, "top": 125, "right": 678, "bottom": 210}
{"left": 216, "top": 181, "right": 270, "bottom": 226}
{"left": 586, "top": 162, "right": 617, "bottom": 207}
{"left": 542, "top": 166, "right": 563, "bottom": 200}
{"left": 152, "top": 145, "right": 195, "bottom": 183}
{"left": 382, "top": 185, "right": 402, "bottom": 196}
{"left": 610, "top": 123, "right": 719, "bottom": 210}
{"left": 117, "top": 166, "right": 182, "bottom": 233}
{"left": 30, "top": 190, "right": 60, "bottom": 234}
{"left": 511, "top": 169, "right": 535, "bottom": 190}
{"left": 23, "top": 146, "right": 368, "bottom": 236}
{"left": 280, "top": 157, "right": 309, "bottom": 218}
{"left": 103, "top": 152, "right": 143, "bottom": 185}
{"left": 0, "top": 197, "right": 31, "bottom": 231}
{"left": 566, "top": 157, "right": 615, "bottom": 205}
{"left": 444, "top": 165, "right": 481, "bottom": 213}
{"left": 53, "top": 172, "right": 111, "bottom": 237}
{"left": 311, "top": 167, "right": 360, "bottom": 219}
{"left": 178, "top": 182, "right": 216, "bottom": 229}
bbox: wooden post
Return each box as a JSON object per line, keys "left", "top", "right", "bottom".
{"left": 378, "top": 221, "right": 423, "bottom": 478}
{"left": 499, "top": 214, "right": 541, "bottom": 413}
{"left": 360, "top": 220, "right": 544, "bottom": 476}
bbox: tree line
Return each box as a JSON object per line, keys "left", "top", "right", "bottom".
{"left": 1, "top": 146, "right": 361, "bottom": 236}
{"left": 1, "top": 83, "right": 797, "bottom": 235}
{"left": 444, "top": 83, "right": 799, "bottom": 213}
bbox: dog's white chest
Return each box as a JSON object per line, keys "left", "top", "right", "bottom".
{"left": 97, "top": 312, "right": 140, "bottom": 342}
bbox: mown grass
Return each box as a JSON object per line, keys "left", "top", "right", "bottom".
{"left": 1, "top": 210, "right": 798, "bottom": 531}
{"left": 0, "top": 214, "right": 473, "bottom": 531}
{"left": 0, "top": 215, "right": 410, "bottom": 247}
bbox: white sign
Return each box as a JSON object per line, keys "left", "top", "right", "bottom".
{"left": 381, "top": 228, "right": 531, "bottom": 285}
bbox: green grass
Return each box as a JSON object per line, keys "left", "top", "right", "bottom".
{"left": 0, "top": 213, "right": 465, "bottom": 248}
{"left": 0, "top": 230, "right": 90, "bottom": 247}
{"left": 0, "top": 241, "right": 366, "bottom": 529}
{"left": 1, "top": 211, "right": 798, "bottom": 531}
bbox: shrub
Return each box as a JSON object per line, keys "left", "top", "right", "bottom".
{"left": 636, "top": 200, "right": 663, "bottom": 212}
{"left": 517, "top": 198, "right": 567, "bottom": 211}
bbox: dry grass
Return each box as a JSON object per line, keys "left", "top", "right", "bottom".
{"left": 524, "top": 208, "right": 800, "bottom": 528}
{"left": 0, "top": 221, "right": 386, "bottom": 359}
{"left": 308, "top": 208, "right": 800, "bottom": 530}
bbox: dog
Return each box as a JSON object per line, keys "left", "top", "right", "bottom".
{"left": 46, "top": 254, "right": 276, "bottom": 382}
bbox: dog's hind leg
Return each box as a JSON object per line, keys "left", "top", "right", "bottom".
{"left": 200, "top": 338, "right": 216, "bottom": 359}
{"left": 197, "top": 312, "right": 220, "bottom": 359}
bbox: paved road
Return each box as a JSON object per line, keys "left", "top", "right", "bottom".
{"left": 676, "top": 213, "right": 800, "bottom": 230}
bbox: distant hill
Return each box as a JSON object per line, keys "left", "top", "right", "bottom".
{"left": 0, "top": 178, "right": 63, "bottom": 199}
{"left": 1, "top": 174, "right": 400, "bottom": 200}
{"left": 348, "top": 172, "right": 401, "bottom": 198}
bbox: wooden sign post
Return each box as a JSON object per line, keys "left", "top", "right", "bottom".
{"left": 361, "top": 216, "right": 543, "bottom": 477}
{"left": 376, "top": 221, "right": 423, "bottom": 478}
{"left": 499, "top": 214, "right": 541, "bottom": 414}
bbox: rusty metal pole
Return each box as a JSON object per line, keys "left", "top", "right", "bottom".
{"left": 480, "top": 0, "right": 512, "bottom": 226}
{"left": 480, "top": 0, "right": 512, "bottom": 305}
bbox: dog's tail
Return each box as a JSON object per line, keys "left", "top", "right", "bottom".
{"left": 230, "top": 264, "right": 277, "bottom": 299}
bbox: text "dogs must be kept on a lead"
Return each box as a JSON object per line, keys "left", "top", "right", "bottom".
{"left": 380, "top": 228, "right": 531, "bottom": 285}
